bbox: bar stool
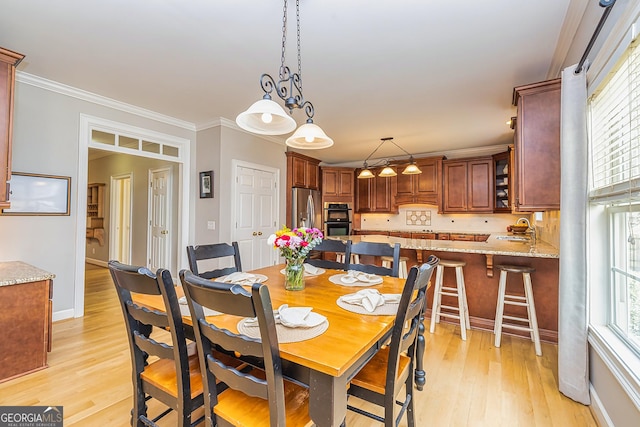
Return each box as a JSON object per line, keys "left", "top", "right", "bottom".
{"left": 494, "top": 264, "right": 541, "bottom": 356}
{"left": 430, "top": 259, "right": 470, "bottom": 340}
{"left": 381, "top": 256, "right": 409, "bottom": 279}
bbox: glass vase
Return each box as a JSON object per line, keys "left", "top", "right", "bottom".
{"left": 284, "top": 258, "right": 305, "bottom": 291}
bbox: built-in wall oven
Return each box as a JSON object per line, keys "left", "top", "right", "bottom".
{"left": 323, "top": 202, "right": 352, "bottom": 236}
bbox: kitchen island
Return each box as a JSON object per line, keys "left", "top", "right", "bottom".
{"left": 0, "top": 261, "right": 55, "bottom": 382}
{"left": 330, "top": 233, "right": 560, "bottom": 343}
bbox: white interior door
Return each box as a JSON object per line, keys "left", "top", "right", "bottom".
{"left": 109, "top": 173, "right": 132, "bottom": 263}
{"left": 148, "top": 167, "right": 172, "bottom": 271}
{"left": 234, "top": 165, "right": 278, "bottom": 271}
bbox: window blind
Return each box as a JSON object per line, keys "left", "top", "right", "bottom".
{"left": 590, "top": 38, "right": 640, "bottom": 201}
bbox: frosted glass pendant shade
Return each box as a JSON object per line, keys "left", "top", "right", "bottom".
{"left": 378, "top": 165, "right": 397, "bottom": 177}
{"left": 285, "top": 122, "right": 334, "bottom": 149}
{"left": 357, "top": 168, "right": 375, "bottom": 179}
{"left": 236, "top": 98, "right": 297, "bottom": 135}
{"left": 402, "top": 163, "right": 422, "bottom": 174}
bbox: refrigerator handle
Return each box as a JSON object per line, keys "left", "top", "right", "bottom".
{"left": 307, "top": 194, "right": 315, "bottom": 229}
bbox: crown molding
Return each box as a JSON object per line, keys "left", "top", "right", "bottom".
{"left": 16, "top": 71, "right": 197, "bottom": 131}
{"left": 197, "top": 116, "right": 286, "bottom": 146}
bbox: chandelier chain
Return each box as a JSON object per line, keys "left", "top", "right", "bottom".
{"left": 296, "top": 0, "right": 302, "bottom": 90}
{"left": 280, "top": 0, "right": 288, "bottom": 80}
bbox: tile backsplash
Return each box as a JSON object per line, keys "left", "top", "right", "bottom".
{"left": 360, "top": 206, "right": 522, "bottom": 233}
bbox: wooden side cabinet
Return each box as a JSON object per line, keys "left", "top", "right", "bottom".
{"left": 321, "top": 167, "right": 354, "bottom": 203}
{"left": 0, "top": 47, "right": 25, "bottom": 209}
{"left": 442, "top": 157, "right": 493, "bottom": 213}
{"left": 512, "top": 78, "right": 561, "bottom": 211}
{"left": 286, "top": 151, "right": 320, "bottom": 190}
{"left": 0, "top": 262, "right": 54, "bottom": 383}
{"left": 87, "top": 183, "right": 105, "bottom": 245}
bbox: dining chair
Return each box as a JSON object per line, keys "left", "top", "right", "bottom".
{"left": 306, "top": 238, "right": 352, "bottom": 270}
{"left": 186, "top": 242, "right": 242, "bottom": 279}
{"left": 348, "top": 241, "right": 402, "bottom": 277}
{"left": 346, "top": 255, "right": 439, "bottom": 427}
{"left": 179, "top": 270, "right": 313, "bottom": 427}
{"left": 108, "top": 260, "right": 204, "bottom": 427}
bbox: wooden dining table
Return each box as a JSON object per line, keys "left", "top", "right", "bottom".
{"left": 135, "top": 264, "right": 419, "bottom": 427}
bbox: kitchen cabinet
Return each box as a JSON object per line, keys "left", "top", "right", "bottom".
{"left": 412, "top": 232, "right": 437, "bottom": 240}
{"left": 442, "top": 157, "right": 493, "bottom": 213}
{"left": 321, "top": 167, "right": 354, "bottom": 203}
{"left": 0, "top": 262, "right": 54, "bottom": 382}
{"left": 493, "top": 147, "right": 512, "bottom": 213}
{"left": 394, "top": 156, "right": 443, "bottom": 206}
{"left": 389, "top": 231, "right": 411, "bottom": 238}
{"left": 512, "top": 79, "right": 561, "bottom": 211}
{"left": 437, "top": 233, "right": 451, "bottom": 240}
{"left": 355, "top": 168, "right": 397, "bottom": 213}
{"left": 286, "top": 151, "right": 320, "bottom": 190}
{"left": 450, "top": 233, "right": 476, "bottom": 241}
{"left": 0, "top": 47, "right": 25, "bottom": 210}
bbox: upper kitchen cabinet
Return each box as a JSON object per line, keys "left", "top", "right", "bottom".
{"left": 0, "top": 47, "right": 25, "bottom": 209}
{"left": 493, "top": 147, "right": 512, "bottom": 213}
{"left": 512, "top": 78, "right": 561, "bottom": 211}
{"left": 442, "top": 157, "right": 493, "bottom": 213}
{"left": 394, "top": 156, "right": 443, "bottom": 206}
{"left": 321, "top": 167, "right": 354, "bottom": 203}
{"left": 286, "top": 151, "right": 320, "bottom": 190}
{"left": 355, "top": 168, "right": 397, "bottom": 213}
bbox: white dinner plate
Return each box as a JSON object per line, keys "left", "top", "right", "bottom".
{"left": 328, "top": 273, "right": 383, "bottom": 286}
{"left": 215, "top": 273, "right": 268, "bottom": 284}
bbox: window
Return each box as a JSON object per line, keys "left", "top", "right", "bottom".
{"left": 589, "top": 37, "right": 640, "bottom": 355}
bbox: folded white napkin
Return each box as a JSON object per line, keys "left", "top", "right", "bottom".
{"left": 341, "top": 270, "right": 380, "bottom": 284}
{"left": 244, "top": 304, "right": 324, "bottom": 328}
{"left": 218, "top": 272, "right": 261, "bottom": 284}
{"left": 339, "top": 289, "right": 401, "bottom": 312}
{"left": 303, "top": 263, "right": 321, "bottom": 275}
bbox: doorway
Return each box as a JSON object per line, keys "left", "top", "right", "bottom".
{"left": 109, "top": 173, "right": 132, "bottom": 264}
{"left": 232, "top": 161, "right": 279, "bottom": 271}
{"left": 148, "top": 167, "right": 173, "bottom": 272}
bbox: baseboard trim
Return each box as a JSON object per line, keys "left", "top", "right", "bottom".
{"left": 85, "top": 258, "right": 108, "bottom": 268}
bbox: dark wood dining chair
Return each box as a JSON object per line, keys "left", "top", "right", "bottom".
{"left": 348, "top": 241, "right": 402, "bottom": 277}
{"left": 186, "top": 242, "right": 242, "bottom": 279}
{"left": 108, "top": 260, "right": 204, "bottom": 427}
{"left": 306, "top": 238, "right": 352, "bottom": 270}
{"left": 179, "top": 270, "right": 313, "bottom": 427}
{"left": 346, "top": 255, "right": 439, "bottom": 427}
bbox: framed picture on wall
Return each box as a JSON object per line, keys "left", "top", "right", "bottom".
{"left": 199, "top": 170, "right": 213, "bottom": 198}
{"left": 2, "top": 172, "right": 71, "bottom": 215}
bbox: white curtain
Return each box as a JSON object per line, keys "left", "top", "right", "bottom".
{"left": 558, "top": 64, "right": 590, "bottom": 404}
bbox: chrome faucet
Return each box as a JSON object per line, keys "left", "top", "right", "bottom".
{"left": 517, "top": 217, "right": 536, "bottom": 244}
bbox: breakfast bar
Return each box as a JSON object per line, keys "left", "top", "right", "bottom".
{"left": 331, "top": 233, "right": 560, "bottom": 342}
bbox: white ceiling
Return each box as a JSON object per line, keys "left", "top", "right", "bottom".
{"left": 0, "top": 0, "right": 597, "bottom": 165}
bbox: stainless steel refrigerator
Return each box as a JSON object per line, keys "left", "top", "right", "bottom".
{"left": 291, "top": 188, "right": 322, "bottom": 230}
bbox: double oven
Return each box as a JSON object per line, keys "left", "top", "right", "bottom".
{"left": 323, "top": 202, "right": 353, "bottom": 236}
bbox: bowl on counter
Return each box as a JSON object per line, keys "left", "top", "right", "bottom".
{"left": 509, "top": 224, "right": 530, "bottom": 234}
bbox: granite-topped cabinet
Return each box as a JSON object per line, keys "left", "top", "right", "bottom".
{"left": 0, "top": 261, "right": 55, "bottom": 382}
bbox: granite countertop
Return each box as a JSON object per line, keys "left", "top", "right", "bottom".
{"left": 331, "top": 233, "right": 559, "bottom": 259}
{"left": 0, "top": 261, "right": 56, "bottom": 286}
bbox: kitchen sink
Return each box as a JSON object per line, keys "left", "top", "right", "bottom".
{"left": 495, "top": 235, "right": 530, "bottom": 242}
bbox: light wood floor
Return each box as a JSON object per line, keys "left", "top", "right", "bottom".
{"left": 0, "top": 264, "right": 598, "bottom": 426}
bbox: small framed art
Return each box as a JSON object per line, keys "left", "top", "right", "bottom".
{"left": 199, "top": 171, "right": 213, "bottom": 198}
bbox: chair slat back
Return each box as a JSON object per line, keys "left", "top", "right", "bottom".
{"left": 387, "top": 256, "right": 439, "bottom": 392}
{"left": 187, "top": 242, "right": 242, "bottom": 279}
{"left": 306, "top": 239, "right": 352, "bottom": 270}
{"left": 108, "top": 260, "right": 194, "bottom": 410}
{"left": 180, "top": 270, "right": 286, "bottom": 427}
{"left": 348, "top": 241, "right": 401, "bottom": 277}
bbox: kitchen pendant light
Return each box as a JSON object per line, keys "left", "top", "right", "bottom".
{"left": 402, "top": 157, "right": 422, "bottom": 175}
{"left": 378, "top": 162, "right": 397, "bottom": 177}
{"left": 357, "top": 137, "right": 422, "bottom": 179}
{"left": 235, "top": 0, "right": 333, "bottom": 149}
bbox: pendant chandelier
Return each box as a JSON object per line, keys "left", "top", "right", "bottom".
{"left": 357, "top": 137, "right": 422, "bottom": 179}
{"left": 235, "top": 0, "right": 333, "bottom": 149}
